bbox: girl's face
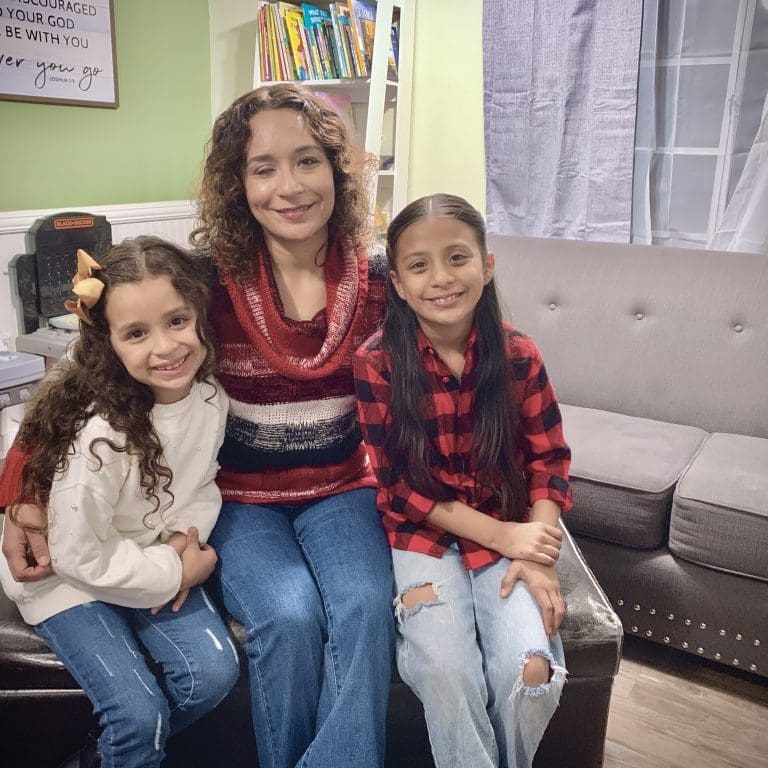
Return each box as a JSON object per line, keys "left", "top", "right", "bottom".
{"left": 390, "top": 216, "right": 495, "bottom": 343}
{"left": 105, "top": 275, "right": 206, "bottom": 404}
{"left": 243, "top": 108, "right": 335, "bottom": 253}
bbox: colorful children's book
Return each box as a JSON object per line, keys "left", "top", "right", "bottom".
{"left": 315, "top": 89, "right": 357, "bottom": 139}
{"left": 350, "top": 0, "right": 376, "bottom": 74}
{"left": 329, "top": 4, "right": 354, "bottom": 78}
{"left": 257, "top": 2, "right": 271, "bottom": 81}
{"left": 266, "top": 5, "right": 285, "bottom": 80}
{"left": 302, "top": 3, "right": 336, "bottom": 79}
{"left": 331, "top": 4, "right": 362, "bottom": 77}
{"left": 284, "top": 6, "right": 310, "bottom": 80}
{"left": 389, "top": 21, "right": 399, "bottom": 79}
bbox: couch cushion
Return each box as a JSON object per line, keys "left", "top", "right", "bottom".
{"left": 561, "top": 404, "right": 708, "bottom": 549}
{"left": 670, "top": 433, "right": 768, "bottom": 580}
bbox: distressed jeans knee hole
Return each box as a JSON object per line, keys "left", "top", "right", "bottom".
{"left": 514, "top": 648, "right": 568, "bottom": 697}
{"left": 393, "top": 582, "right": 443, "bottom": 623}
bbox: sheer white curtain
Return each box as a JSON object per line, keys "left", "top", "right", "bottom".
{"left": 709, "top": 92, "right": 768, "bottom": 253}
{"left": 632, "top": 0, "right": 768, "bottom": 254}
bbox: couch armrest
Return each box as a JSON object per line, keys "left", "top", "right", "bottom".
{"left": 557, "top": 521, "right": 623, "bottom": 678}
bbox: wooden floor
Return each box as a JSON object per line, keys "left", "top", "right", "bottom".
{"left": 604, "top": 636, "right": 768, "bottom": 768}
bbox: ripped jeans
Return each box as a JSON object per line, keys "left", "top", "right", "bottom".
{"left": 392, "top": 548, "right": 567, "bottom": 768}
{"left": 36, "top": 587, "right": 240, "bottom": 768}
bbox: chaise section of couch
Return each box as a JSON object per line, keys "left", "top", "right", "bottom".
{"left": 491, "top": 234, "right": 768, "bottom": 678}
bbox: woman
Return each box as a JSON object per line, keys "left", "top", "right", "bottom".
{"left": 1, "top": 84, "right": 394, "bottom": 768}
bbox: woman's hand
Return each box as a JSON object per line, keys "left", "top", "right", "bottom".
{"left": 1, "top": 504, "right": 52, "bottom": 581}
{"left": 492, "top": 520, "right": 562, "bottom": 566}
{"left": 500, "top": 559, "right": 565, "bottom": 639}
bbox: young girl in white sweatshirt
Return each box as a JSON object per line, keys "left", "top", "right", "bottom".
{"left": 0, "top": 237, "right": 239, "bottom": 768}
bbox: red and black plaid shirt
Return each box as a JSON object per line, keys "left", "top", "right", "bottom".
{"left": 353, "top": 323, "right": 572, "bottom": 570}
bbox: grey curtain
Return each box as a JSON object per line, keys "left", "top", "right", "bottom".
{"left": 483, "top": 1, "right": 643, "bottom": 241}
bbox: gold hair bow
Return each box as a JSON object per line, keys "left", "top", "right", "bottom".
{"left": 63, "top": 249, "right": 104, "bottom": 326}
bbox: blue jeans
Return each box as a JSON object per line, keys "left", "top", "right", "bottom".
{"left": 392, "top": 548, "right": 567, "bottom": 768}
{"left": 36, "top": 587, "right": 240, "bottom": 768}
{"left": 208, "top": 488, "right": 395, "bottom": 768}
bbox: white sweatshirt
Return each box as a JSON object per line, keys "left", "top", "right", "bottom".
{"left": 0, "top": 379, "right": 228, "bottom": 625}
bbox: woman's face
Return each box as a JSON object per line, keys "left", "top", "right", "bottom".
{"left": 243, "top": 108, "right": 336, "bottom": 253}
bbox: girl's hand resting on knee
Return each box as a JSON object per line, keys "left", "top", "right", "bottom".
{"left": 180, "top": 527, "right": 217, "bottom": 590}
{"left": 152, "top": 528, "right": 217, "bottom": 614}
{"left": 500, "top": 560, "right": 565, "bottom": 640}
{"left": 492, "top": 520, "right": 562, "bottom": 566}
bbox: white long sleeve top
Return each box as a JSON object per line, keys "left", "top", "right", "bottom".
{"left": 0, "top": 379, "right": 228, "bottom": 625}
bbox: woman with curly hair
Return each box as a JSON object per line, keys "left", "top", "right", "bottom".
{"left": 0, "top": 237, "right": 240, "bottom": 768}
{"left": 191, "top": 84, "right": 394, "bottom": 768}
{"left": 2, "top": 83, "right": 394, "bottom": 768}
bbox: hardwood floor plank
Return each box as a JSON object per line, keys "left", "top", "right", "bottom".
{"left": 604, "top": 637, "right": 768, "bottom": 768}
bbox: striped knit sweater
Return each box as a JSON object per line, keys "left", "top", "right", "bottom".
{"left": 212, "top": 235, "right": 388, "bottom": 504}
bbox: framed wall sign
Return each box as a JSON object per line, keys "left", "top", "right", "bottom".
{"left": 0, "top": 0, "right": 118, "bottom": 108}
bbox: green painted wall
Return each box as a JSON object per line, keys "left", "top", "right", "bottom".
{"left": 408, "top": 0, "right": 485, "bottom": 213}
{"left": 0, "top": 0, "right": 212, "bottom": 212}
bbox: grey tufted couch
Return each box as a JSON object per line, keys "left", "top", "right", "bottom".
{"left": 491, "top": 234, "right": 768, "bottom": 678}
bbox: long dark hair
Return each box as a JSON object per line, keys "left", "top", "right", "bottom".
{"left": 11, "top": 236, "right": 217, "bottom": 532}
{"left": 382, "top": 194, "right": 528, "bottom": 521}
{"left": 191, "top": 83, "right": 376, "bottom": 278}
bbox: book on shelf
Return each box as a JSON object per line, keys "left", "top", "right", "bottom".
{"left": 257, "top": 1, "right": 400, "bottom": 84}
{"left": 337, "top": 3, "right": 367, "bottom": 77}
{"left": 284, "top": 5, "right": 311, "bottom": 80}
{"left": 328, "top": 4, "right": 353, "bottom": 77}
{"left": 315, "top": 90, "right": 359, "bottom": 143}
{"left": 302, "top": 4, "right": 337, "bottom": 79}
{"left": 350, "top": 0, "right": 376, "bottom": 75}
{"left": 389, "top": 19, "right": 399, "bottom": 79}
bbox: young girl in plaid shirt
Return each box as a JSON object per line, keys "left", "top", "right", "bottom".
{"left": 354, "top": 194, "right": 572, "bottom": 768}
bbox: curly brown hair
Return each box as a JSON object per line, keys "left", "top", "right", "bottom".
{"left": 191, "top": 83, "right": 376, "bottom": 279}
{"left": 10, "top": 236, "right": 217, "bottom": 533}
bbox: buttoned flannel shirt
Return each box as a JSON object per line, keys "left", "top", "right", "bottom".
{"left": 353, "top": 323, "right": 572, "bottom": 570}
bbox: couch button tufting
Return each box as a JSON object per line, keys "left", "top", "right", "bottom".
{"left": 635, "top": 312, "right": 644, "bottom": 320}
{"left": 548, "top": 303, "right": 557, "bottom": 310}
{"left": 734, "top": 324, "right": 743, "bottom": 332}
